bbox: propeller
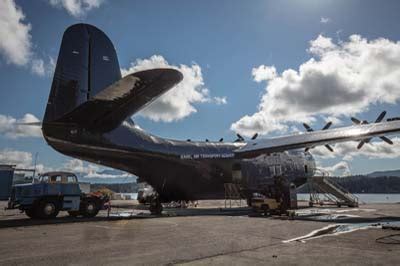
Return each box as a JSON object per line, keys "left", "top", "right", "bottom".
{"left": 234, "top": 133, "right": 245, "bottom": 142}
{"left": 15, "top": 122, "right": 42, "bottom": 126}
{"left": 351, "top": 111, "right": 393, "bottom": 149}
{"left": 234, "top": 133, "right": 258, "bottom": 142}
{"left": 303, "top": 121, "right": 334, "bottom": 152}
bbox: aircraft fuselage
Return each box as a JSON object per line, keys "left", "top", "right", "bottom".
{"left": 43, "top": 120, "right": 315, "bottom": 202}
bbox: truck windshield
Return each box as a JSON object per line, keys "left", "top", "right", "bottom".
{"left": 50, "top": 176, "right": 62, "bottom": 183}
{"left": 67, "top": 175, "right": 77, "bottom": 183}
{"left": 38, "top": 175, "right": 49, "bottom": 183}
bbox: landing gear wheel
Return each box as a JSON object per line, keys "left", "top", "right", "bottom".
{"left": 81, "top": 199, "right": 99, "bottom": 218}
{"left": 149, "top": 200, "right": 163, "bottom": 215}
{"left": 37, "top": 200, "right": 59, "bottom": 219}
{"left": 247, "top": 198, "right": 252, "bottom": 207}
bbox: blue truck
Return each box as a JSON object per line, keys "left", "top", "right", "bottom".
{"left": 7, "top": 171, "right": 109, "bottom": 219}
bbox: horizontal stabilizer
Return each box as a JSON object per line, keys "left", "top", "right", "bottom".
{"left": 53, "top": 68, "right": 182, "bottom": 132}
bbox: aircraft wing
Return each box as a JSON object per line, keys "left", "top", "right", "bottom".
{"left": 55, "top": 68, "right": 182, "bottom": 132}
{"left": 234, "top": 120, "right": 400, "bottom": 158}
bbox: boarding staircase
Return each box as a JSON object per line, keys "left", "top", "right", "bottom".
{"left": 224, "top": 183, "right": 245, "bottom": 208}
{"left": 308, "top": 170, "right": 359, "bottom": 207}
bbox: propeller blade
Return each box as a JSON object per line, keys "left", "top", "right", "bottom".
{"left": 236, "top": 134, "right": 244, "bottom": 141}
{"left": 375, "top": 111, "right": 387, "bottom": 123}
{"left": 302, "top": 123, "right": 313, "bottom": 132}
{"left": 380, "top": 136, "right": 393, "bottom": 145}
{"left": 15, "top": 122, "right": 42, "bottom": 126}
{"left": 351, "top": 117, "right": 361, "bottom": 125}
{"left": 325, "top": 145, "right": 334, "bottom": 152}
{"left": 322, "top": 121, "right": 332, "bottom": 130}
{"left": 357, "top": 140, "right": 365, "bottom": 149}
{"left": 219, "top": 138, "right": 224, "bottom": 142}
{"left": 251, "top": 133, "right": 258, "bottom": 140}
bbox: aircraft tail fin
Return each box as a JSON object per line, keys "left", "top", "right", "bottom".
{"left": 43, "top": 23, "right": 122, "bottom": 123}
{"left": 43, "top": 24, "right": 182, "bottom": 133}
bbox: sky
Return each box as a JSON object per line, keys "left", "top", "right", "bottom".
{"left": 1, "top": 0, "right": 400, "bottom": 179}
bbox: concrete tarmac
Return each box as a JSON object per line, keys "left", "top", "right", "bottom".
{"left": 0, "top": 201, "right": 399, "bottom": 265}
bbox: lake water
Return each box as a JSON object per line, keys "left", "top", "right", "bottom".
{"left": 121, "top": 193, "right": 400, "bottom": 204}
{"left": 297, "top": 193, "right": 400, "bottom": 203}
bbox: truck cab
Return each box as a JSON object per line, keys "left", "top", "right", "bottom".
{"left": 8, "top": 172, "right": 107, "bottom": 219}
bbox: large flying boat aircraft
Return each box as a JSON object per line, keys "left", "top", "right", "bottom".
{"left": 40, "top": 24, "right": 400, "bottom": 213}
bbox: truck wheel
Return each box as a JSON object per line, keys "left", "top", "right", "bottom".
{"left": 261, "top": 204, "right": 270, "bottom": 216}
{"left": 25, "top": 208, "right": 37, "bottom": 219}
{"left": 81, "top": 199, "right": 99, "bottom": 218}
{"left": 38, "top": 200, "right": 59, "bottom": 219}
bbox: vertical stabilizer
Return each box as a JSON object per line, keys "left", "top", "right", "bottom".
{"left": 44, "top": 24, "right": 121, "bottom": 123}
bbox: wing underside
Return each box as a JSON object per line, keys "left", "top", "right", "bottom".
{"left": 235, "top": 120, "right": 400, "bottom": 158}
{"left": 54, "top": 68, "right": 182, "bottom": 132}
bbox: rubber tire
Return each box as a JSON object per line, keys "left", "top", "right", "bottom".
{"left": 37, "top": 200, "right": 59, "bottom": 219}
{"left": 25, "top": 208, "right": 37, "bottom": 219}
{"left": 261, "top": 204, "right": 270, "bottom": 216}
{"left": 81, "top": 199, "right": 99, "bottom": 218}
{"left": 247, "top": 198, "right": 252, "bottom": 207}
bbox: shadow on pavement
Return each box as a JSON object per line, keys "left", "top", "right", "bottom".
{"left": 0, "top": 207, "right": 254, "bottom": 229}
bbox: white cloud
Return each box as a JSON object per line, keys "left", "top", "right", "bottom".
{"left": 31, "top": 57, "right": 56, "bottom": 77}
{"left": 308, "top": 35, "right": 337, "bottom": 56}
{"left": 63, "top": 159, "right": 99, "bottom": 175}
{"left": 31, "top": 58, "right": 45, "bottom": 76}
{"left": 0, "top": 149, "right": 32, "bottom": 168}
{"left": 320, "top": 17, "right": 331, "bottom": 24}
{"left": 0, "top": 150, "right": 131, "bottom": 179}
{"left": 0, "top": 113, "right": 42, "bottom": 139}
{"left": 0, "top": 0, "right": 54, "bottom": 77}
{"left": 213, "top": 96, "right": 227, "bottom": 105}
{"left": 318, "top": 161, "right": 351, "bottom": 176}
{"left": 0, "top": 0, "right": 32, "bottom": 66}
{"left": 0, "top": 149, "right": 50, "bottom": 174}
{"left": 48, "top": 0, "right": 104, "bottom": 17}
{"left": 252, "top": 65, "right": 277, "bottom": 83}
{"left": 232, "top": 34, "right": 400, "bottom": 137}
{"left": 62, "top": 159, "right": 133, "bottom": 179}
{"left": 122, "top": 55, "right": 227, "bottom": 122}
